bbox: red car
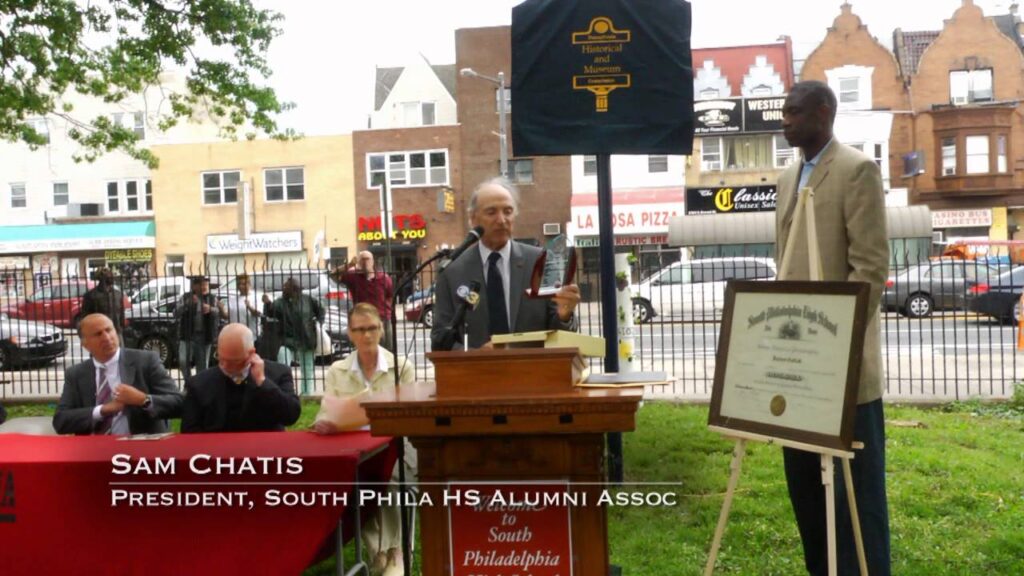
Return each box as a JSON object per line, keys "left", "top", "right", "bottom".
{"left": 1, "top": 281, "right": 127, "bottom": 329}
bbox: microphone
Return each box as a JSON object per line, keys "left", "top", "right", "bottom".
{"left": 439, "top": 226, "right": 484, "bottom": 272}
{"left": 437, "top": 281, "right": 482, "bottom": 351}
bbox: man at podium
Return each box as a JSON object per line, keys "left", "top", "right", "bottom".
{"left": 432, "top": 177, "right": 580, "bottom": 350}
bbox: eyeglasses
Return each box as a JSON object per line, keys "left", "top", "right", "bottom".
{"left": 349, "top": 325, "right": 381, "bottom": 335}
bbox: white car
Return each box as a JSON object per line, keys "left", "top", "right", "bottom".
{"left": 631, "top": 257, "right": 777, "bottom": 323}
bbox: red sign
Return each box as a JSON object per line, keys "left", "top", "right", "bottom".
{"left": 448, "top": 482, "right": 573, "bottom": 576}
{"left": 357, "top": 213, "right": 426, "bottom": 232}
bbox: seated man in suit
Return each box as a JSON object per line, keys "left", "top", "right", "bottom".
{"left": 181, "top": 323, "right": 300, "bottom": 432}
{"left": 54, "top": 313, "right": 183, "bottom": 435}
{"left": 431, "top": 177, "right": 581, "bottom": 350}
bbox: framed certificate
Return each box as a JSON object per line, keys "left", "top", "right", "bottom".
{"left": 708, "top": 280, "right": 870, "bottom": 451}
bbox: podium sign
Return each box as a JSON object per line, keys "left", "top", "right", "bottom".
{"left": 511, "top": 0, "right": 694, "bottom": 155}
{"left": 449, "top": 482, "right": 573, "bottom": 576}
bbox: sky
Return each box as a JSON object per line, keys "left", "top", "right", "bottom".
{"left": 259, "top": 0, "right": 1015, "bottom": 135}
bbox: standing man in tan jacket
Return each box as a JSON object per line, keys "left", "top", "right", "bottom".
{"left": 775, "top": 80, "right": 891, "bottom": 576}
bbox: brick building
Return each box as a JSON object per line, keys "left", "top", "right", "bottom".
{"left": 455, "top": 26, "right": 572, "bottom": 245}
{"left": 803, "top": 1, "right": 1024, "bottom": 244}
{"left": 352, "top": 58, "right": 463, "bottom": 289}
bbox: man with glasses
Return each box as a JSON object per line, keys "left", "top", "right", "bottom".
{"left": 180, "top": 323, "right": 300, "bottom": 432}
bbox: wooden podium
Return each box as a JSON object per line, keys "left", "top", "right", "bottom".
{"left": 362, "top": 348, "right": 643, "bottom": 576}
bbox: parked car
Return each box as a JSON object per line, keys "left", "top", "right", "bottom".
{"left": 0, "top": 281, "right": 103, "bottom": 328}
{"left": 215, "top": 270, "right": 351, "bottom": 311}
{"left": 127, "top": 277, "right": 191, "bottom": 319}
{"left": 966, "top": 265, "right": 1024, "bottom": 324}
{"left": 0, "top": 312, "right": 67, "bottom": 369}
{"left": 123, "top": 295, "right": 350, "bottom": 367}
{"left": 631, "top": 257, "right": 777, "bottom": 323}
{"left": 405, "top": 294, "right": 434, "bottom": 327}
{"left": 883, "top": 259, "right": 1005, "bottom": 318}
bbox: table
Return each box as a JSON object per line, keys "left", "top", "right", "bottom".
{"left": 0, "top": 431, "right": 395, "bottom": 575}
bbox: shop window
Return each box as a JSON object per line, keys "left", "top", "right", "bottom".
{"left": 165, "top": 255, "right": 185, "bottom": 277}
{"left": 508, "top": 159, "right": 534, "bottom": 184}
{"left": 701, "top": 138, "right": 722, "bottom": 171}
{"left": 965, "top": 135, "right": 989, "bottom": 174}
{"left": 202, "top": 170, "right": 241, "bottom": 205}
{"left": 997, "top": 135, "right": 1007, "bottom": 173}
{"left": 941, "top": 138, "right": 956, "bottom": 176}
{"left": 950, "top": 69, "right": 993, "bottom": 105}
{"left": 53, "top": 182, "right": 69, "bottom": 206}
{"left": 723, "top": 134, "right": 773, "bottom": 170}
{"left": 264, "top": 167, "right": 305, "bottom": 202}
{"left": 774, "top": 135, "right": 796, "bottom": 169}
{"left": 366, "top": 150, "right": 448, "bottom": 188}
{"left": 10, "top": 183, "right": 26, "bottom": 208}
{"left": 107, "top": 182, "right": 119, "bottom": 212}
{"left": 125, "top": 181, "right": 140, "bottom": 212}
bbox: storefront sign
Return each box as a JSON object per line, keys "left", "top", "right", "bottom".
{"left": 932, "top": 209, "right": 992, "bottom": 229}
{"left": 694, "top": 98, "right": 743, "bottom": 135}
{"left": 571, "top": 202, "right": 680, "bottom": 235}
{"left": 0, "top": 256, "right": 30, "bottom": 269}
{"left": 743, "top": 96, "right": 785, "bottom": 133}
{"left": 573, "top": 234, "right": 668, "bottom": 247}
{"left": 686, "top": 185, "right": 777, "bottom": 215}
{"left": 104, "top": 248, "right": 153, "bottom": 263}
{"left": 448, "top": 482, "right": 572, "bottom": 576}
{"left": 357, "top": 213, "right": 427, "bottom": 241}
{"left": 0, "top": 236, "right": 155, "bottom": 255}
{"left": 206, "top": 231, "right": 302, "bottom": 255}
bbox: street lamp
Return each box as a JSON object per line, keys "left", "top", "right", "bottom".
{"left": 460, "top": 67, "right": 508, "bottom": 177}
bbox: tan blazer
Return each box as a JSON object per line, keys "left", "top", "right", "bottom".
{"left": 775, "top": 141, "right": 889, "bottom": 403}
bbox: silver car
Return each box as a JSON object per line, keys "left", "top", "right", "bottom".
{"left": 0, "top": 312, "right": 66, "bottom": 370}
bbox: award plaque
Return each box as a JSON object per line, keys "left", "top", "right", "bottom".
{"left": 708, "top": 280, "right": 871, "bottom": 450}
{"left": 525, "top": 234, "right": 578, "bottom": 298}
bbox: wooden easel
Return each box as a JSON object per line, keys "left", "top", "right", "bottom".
{"left": 703, "top": 188, "right": 869, "bottom": 576}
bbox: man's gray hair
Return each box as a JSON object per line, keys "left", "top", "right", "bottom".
{"left": 467, "top": 176, "right": 521, "bottom": 216}
{"left": 220, "top": 323, "right": 255, "bottom": 351}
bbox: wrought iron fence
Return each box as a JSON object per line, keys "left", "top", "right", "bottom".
{"left": 2, "top": 248, "right": 1023, "bottom": 403}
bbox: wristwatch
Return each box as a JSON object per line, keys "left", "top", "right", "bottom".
{"left": 141, "top": 395, "right": 153, "bottom": 409}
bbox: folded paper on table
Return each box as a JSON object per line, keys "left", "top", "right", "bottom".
{"left": 318, "top": 389, "right": 370, "bottom": 431}
{"left": 490, "top": 329, "right": 605, "bottom": 357}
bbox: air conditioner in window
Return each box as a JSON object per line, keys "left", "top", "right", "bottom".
{"left": 66, "top": 203, "right": 104, "bottom": 217}
{"left": 933, "top": 231, "right": 944, "bottom": 244}
{"left": 543, "top": 222, "right": 561, "bottom": 236}
{"left": 951, "top": 95, "right": 968, "bottom": 106}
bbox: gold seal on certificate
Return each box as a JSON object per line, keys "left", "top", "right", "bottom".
{"left": 769, "top": 395, "right": 786, "bottom": 417}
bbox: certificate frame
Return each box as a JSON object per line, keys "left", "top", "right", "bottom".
{"left": 708, "top": 280, "right": 871, "bottom": 451}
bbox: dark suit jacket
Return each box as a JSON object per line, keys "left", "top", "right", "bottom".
{"left": 180, "top": 360, "right": 301, "bottom": 432}
{"left": 431, "top": 240, "right": 576, "bottom": 350}
{"left": 53, "top": 348, "right": 183, "bottom": 435}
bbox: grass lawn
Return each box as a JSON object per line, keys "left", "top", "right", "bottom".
{"left": 5, "top": 397, "right": 1022, "bottom": 575}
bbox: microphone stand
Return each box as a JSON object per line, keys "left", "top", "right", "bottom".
{"left": 390, "top": 245, "right": 451, "bottom": 576}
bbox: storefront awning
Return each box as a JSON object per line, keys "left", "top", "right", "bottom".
{"left": 0, "top": 221, "right": 156, "bottom": 255}
{"left": 667, "top": 205, "right": 933, "bottom": 247}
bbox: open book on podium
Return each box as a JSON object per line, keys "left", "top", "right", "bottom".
{"left": 491, "top": 329, "right": 604, "bottom": 357}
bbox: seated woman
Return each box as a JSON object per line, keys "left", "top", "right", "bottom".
{"left": 313, "top": 303, "right": 413, "bottom": 576}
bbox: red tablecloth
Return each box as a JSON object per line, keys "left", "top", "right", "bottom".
{"left": 0, "top": 431, "right": 395, "bottom": 576}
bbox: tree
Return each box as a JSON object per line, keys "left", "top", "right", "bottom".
{"left": 0, "top": 0, "right": 294, "bottom": 167}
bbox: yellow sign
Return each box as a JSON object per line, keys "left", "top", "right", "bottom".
{"left": 104, "top": 248, "right": 153, "bottom": 263}
{"left": 444, "top": 190, "right": 455, "bottom": 213}
{"left": 714, "top": 188, "right": 735, "bottom": 212}
{"left": 571, "top": 17, "right": 632, "bottom": 112}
